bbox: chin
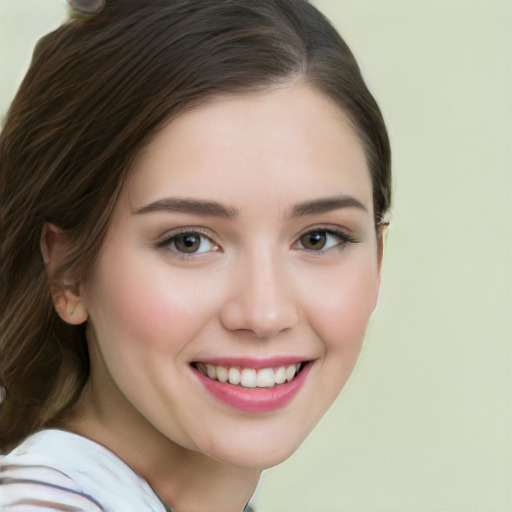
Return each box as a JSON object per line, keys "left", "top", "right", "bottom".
{"left": 194, "top": 417, "right": 316, "bottom": 471}
{"left": 211, "top": 442, "right": 300, "bottom": 471}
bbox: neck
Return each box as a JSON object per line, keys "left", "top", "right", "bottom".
{"left": 131, "top": 429, "right": 260, "bottom": 512}
{"left": 150, "top": 449, "right": 259, "bottom": 512}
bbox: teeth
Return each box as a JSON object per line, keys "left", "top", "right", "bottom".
{"left": 275, "top": 366, "right": 286, "bottom": 384}
{"left": 196, "top": 362, "right": 303, "bottom": 388}
{"left": 206, "top": 364, "right": 217, "bottom": 379}
{"left": 228, "top": 367, "right": 241, "bottom": 385}
{"left": 241, "top": 369, "right": 257, "bottom": 388}
{"left": 256, "top": 368, "right": 275, "bottom": 388}
{"left": 285, "top": 364, "right": 296, "bottom": 382}
{"left": 216, "top": 366, "right": 228, "bottom": 383}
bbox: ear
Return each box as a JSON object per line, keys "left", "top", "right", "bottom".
{"left": 372, "top": 222, "right": 389, "bottom": 311}
{"left": 41, "top": 223, "right": 88, "bottom": 325}
{"left": 376, "top": 223, "right": 389, "bottom": 275}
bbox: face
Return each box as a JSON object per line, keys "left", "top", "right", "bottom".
{"left": 80, "top": 85, "right": 381, "bottom": 469}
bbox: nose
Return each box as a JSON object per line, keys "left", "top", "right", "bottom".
{"left": 220, "top": 250, "right": 299, "bottom": 338}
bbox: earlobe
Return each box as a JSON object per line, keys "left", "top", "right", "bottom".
{"left": 41, "top": 223, "right": 89, "bottom": 325}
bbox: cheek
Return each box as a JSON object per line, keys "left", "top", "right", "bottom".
{"left": 321, "top": 274, "right": 377, "bottom": 346}
{"left": 299, "top": 252, "right": 379, "bottom": 360}
{"left": 85, "top": 252, "right": 223, "bottom": 359}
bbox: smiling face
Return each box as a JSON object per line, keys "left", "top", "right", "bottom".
{"left": 77, "top": 84, "right": 381, "bottom": 470}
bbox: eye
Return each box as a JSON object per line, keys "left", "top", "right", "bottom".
{"left": 157, "top": 230, "right": 219, "bottom": 255}
{"left": 296, "top": 229, "right": 355, "bottom": 252}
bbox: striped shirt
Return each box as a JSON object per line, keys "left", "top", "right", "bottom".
{"left": 0, "top": 429, "right": 174, "bottom": 511}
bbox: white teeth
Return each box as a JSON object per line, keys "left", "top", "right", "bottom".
{"left": 216, "top": 366, "right": 228, "bottom": 383}
{"left": 256, "top": 368, "right": 275, "bottom": 388}
{"left": 228, "top": 367, "right": 241, "bottom": 385}
{"left": 197, "top": 362, "right": 304, "bottom": 388}
{"left": 285, "top": 364, "right": 296, "bottom": 382}
{"left": 275, "top": 366, "right": 286, "bottom": 384}
{"left": 206, "top": 364, "right": 217, "bottom": 379}
{"left": 241, "top": 368, "right": 257, "bottom": 388}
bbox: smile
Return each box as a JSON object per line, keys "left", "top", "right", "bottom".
{"left": 194, "top": 362, "right": 302, "bottom": 388}
{"left": 191, "top": 359, "right": 312, "bottom": 413}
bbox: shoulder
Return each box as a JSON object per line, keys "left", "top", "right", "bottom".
{"left": 0, "top": 429, "right": 166, "bottom": 512}
{"left": 0, "top": 462, "right": 103, "bottom": 511}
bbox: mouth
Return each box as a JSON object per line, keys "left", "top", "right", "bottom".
{"left": 192, "top": 361, "right": 305, "bottom": 389}
{"left": 190, "top": 359, "right": 312, "bottom": 413}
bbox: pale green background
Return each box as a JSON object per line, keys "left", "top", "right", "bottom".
{"left": 1, "top": 1, "right": 510, "bottom": 511}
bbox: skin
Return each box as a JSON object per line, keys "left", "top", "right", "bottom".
{"left": 47, "top": 84, "right": 383, "bottom": 512}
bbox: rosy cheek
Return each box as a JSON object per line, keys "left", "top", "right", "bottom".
{"left": 96, "top": 260, "right": 220, "bottom": 354}
{"left": 303, "top": 266, "right": 378, "bottom": 353}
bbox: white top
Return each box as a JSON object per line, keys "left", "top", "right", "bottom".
{"left": 0, "top": 429, "right": 169, "bottom": 511}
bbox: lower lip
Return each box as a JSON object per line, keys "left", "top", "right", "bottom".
{"left": 192, "top": 363, "right": 312, "bottom": 413}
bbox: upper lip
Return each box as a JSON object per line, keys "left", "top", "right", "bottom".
{"left": 191, "top": 356, "right": 313, "bottom": 369}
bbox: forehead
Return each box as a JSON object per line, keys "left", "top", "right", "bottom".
{"left": 125, "top": 84, "right": 373, "bottom": 215}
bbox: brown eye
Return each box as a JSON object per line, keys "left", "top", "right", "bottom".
{"left": 297, "top": 229, "right": 354, "bottom": 252}
{"left": 174, "top": 233, "right": 201, "bottom": 253}
{"left": 299, "top": 230, "right": 327, "bottom": 250}
{"left": 156, "top": 230, "right": 219, "bottom": 256}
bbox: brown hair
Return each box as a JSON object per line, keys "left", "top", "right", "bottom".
{"left": 0, "top": 0, "right": 391, "bottom": 450}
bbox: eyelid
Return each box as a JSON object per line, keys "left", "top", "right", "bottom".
{"left": 155, "top": 225, "right": 211, "bottom": 241}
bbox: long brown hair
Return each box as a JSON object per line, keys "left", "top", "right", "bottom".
{"left": 0, "top": 0, "right": 391, "bottom": 450}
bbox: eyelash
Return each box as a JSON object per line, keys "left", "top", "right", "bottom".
{"left": 155, "top": 228, "right": 219, "bottom": 260}
{"left": 155, "top": 226, "right": 359, "bottom": 259}
{"left": 293, "top": 227, "right": 360, "bottom": 253}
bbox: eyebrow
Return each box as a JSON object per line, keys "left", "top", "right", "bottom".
{"left": 134, "top": 198, "right": 238, "bottom": 218}
{"left": 290, "top": 196, "right": 368, "bottom": 217}
{"left": 134, "top": 195, "right": 367, "bottom": 219}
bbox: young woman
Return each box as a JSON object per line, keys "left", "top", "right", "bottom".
{"left": 0, "top": 1, "right": 391, "bottom": 510}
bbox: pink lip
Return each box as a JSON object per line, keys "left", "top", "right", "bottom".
{"left": 192, "top": 361, "right": 312, "bottom": 413}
